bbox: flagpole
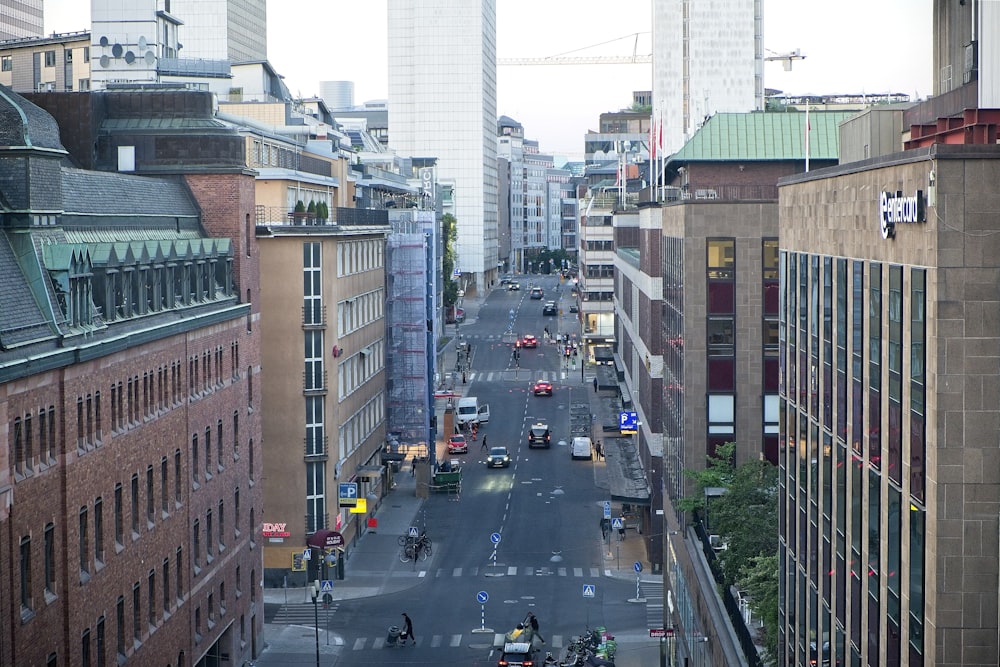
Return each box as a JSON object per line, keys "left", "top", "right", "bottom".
{"left": 804, "top": 104, "right": 810, "bottom": 173}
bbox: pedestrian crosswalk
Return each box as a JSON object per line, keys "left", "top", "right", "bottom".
{"left": 271, "top": 601, "right": 340, "bottom": 625}
{"left": 640, "top": 581, "right": 665, "bottom": 629}
{"left": 467, "top": 370, "right": 564, "bottom": 384}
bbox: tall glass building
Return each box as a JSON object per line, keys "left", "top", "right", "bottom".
{"left": 387, "top": 0, "right": 499, "bottom": 290}
{"left": 171, "top": 0, "right": 267, "bottom": 63}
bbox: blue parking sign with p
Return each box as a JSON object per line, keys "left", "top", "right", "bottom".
{"left": 619, "top": 411, "right": 638, "bottom": 434}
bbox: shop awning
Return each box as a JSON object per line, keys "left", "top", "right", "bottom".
{"left": 355, "top": 465, "right": 384, "bottom": 481}
{"left": 306, "top": 529, "right": 344, "bottom": 549}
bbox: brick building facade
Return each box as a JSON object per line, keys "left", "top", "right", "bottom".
{"left": 1, "top": 87, "right": 263, "bottom": 666}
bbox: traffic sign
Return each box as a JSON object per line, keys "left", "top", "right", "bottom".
{"left": 619, "top": 411, "right": 638, "bottom": 434}
{"left": 490, "top": 532, "right": 502, "bottom": 544}
{"left": 603, "top": 501, "right": 612, "bottom": 519}
{"left": 634, "top": 561, "right": 643, "bottom": 573}
{"left": 612, "top": 518, "right": 624, "bottom": 530}
{"left": 301, "top": 548, "right": 311, "bottom": 561}
{"left": 582, "top": 584, "right": 596, "bottom": 598}
{"left": 453, "top": 269, "right": 461, "bottom": 278}
{"left": 320, "top": 580, "right": 334, "bottom": 593}
{"left": 650, "top": 628, "right": 673, "bottom": 638}
{"left": 477, "top": 591, "right": 489, "bottom": 603}
{"left": 408, "top": 526, "right": 420, "bottom": 537}
{"left": 339, "top": 482, "right": 358, "bottom": 507}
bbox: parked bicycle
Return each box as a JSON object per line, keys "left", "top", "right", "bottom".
{"left": 397, "top": 530, "right": 432, "bottom": 555}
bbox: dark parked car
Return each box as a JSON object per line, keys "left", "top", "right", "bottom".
{"left": 542, "top": 301, "right": 557, "bottom": 316}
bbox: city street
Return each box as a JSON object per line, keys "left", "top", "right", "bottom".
{"left": 259, "top": 274, "right": 662, "bottom": 666}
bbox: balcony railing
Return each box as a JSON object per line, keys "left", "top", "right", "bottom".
{"left": 302, "top": 304, "right": 327, "bottom": 328}
{"left": 303, "top": 368, "right": 328, "bottom": 394}
{"left": 303, "top": 435, "right": 329, "bottom": 460}
{"left": 667, "top": 184, "right": 779, "bottom": 202}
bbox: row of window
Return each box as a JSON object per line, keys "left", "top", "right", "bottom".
{"left": 337, "top": 340, "right": 384, "bottom": 400}
{"left": 191, "top": 414, "right": 254, "bottom": 488}
{"left": 338, "top": 393, "right": 386, "bottom": 458}
{"left": 337, "top": 289, "right": 385, "bottom": 336}
{"left": 337, "top": 239, "right": 384, "bottom": 277}
{"left": 1, "top": 46, "right": 90, "bottom": 71}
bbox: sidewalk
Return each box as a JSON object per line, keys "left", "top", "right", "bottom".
{"left": 254, "top": 283, "right": 659, "bottom": 663}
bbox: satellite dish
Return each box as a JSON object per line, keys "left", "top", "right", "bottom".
{"left": 99, "top": 55, "right": 110, "bottom": 68}
{"left": 144, "top": 51, "right": 155, "bottom": 65}
{"left": 124, "top": 51, "right": 135, "bottom": 64}
{"left": 111, "top": 43, "right": 123, "bottom": 58}
{"left": 99, "top": 36, "right": 109, "bottom": 47}
{"left": 138, "top": 36, "right": 147, "bottom": 49}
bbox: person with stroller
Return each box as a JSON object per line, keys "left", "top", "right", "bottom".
{"left": 400, "top": 612, "right": 415, "bottom": 645}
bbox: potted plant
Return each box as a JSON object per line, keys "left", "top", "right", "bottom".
{"left": 317, "top": 202, "right": 329, "bottom": 222}
{"left": 306, "top": 200, "right": 317, "bottom": 223}
{"left": 291, "top": 200, "right": 307, "bottom": 224}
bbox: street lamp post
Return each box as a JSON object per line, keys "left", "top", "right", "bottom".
{"left": 309, "top": 580, "right": 320, "bottom": 667}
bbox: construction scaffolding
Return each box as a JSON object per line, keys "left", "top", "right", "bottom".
{"left": 385, "top": 225, "right": 432, "bottom": 448}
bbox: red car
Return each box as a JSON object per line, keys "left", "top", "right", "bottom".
{"left": 533, "top": 380, "right": 553, "bottom": 396}
{"left": 521, "top": 334, "right": 538, "bottom": 348}
{"left": 448, "top": 433, "right": 468, "bottom": 454}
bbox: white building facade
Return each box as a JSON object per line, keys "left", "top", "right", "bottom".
{"left": 387, "top": 0, "right": 499, "bottom": 289}
{"left": 651, "top": 0, "right": 763, "bottom": 155}
{"left": 0, "top": 0, "right": 42, "bottom": 40}
{"left": 171, "top": 0, "right": 267, "bottom": 63}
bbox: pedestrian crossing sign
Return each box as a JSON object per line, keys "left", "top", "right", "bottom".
{"left": 320, "top": 580, "right": 334, "bottom": 593}
{"left": 408, "top": 526, "right": 419, "bottom": 537}
{"left": 612, "top": 518, "right": 624, "bottom": 530}
{"left": 582, "top": 584, "right": 596, "bottom": 598}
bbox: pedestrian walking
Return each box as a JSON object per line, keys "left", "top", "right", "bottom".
{"left": 595, "top": 440, "right": 603, "bottom": 460}
{"left": 481, "top": 434, "right": 488, "bottom": 452}
{"left": 410, "top": 456, "right": 416, "bottom": 477}
{"left": 593, "top": 376, "right": 598, "bottom": 393}
{"left": 401, "top": 612, "right": 415, "bottom": 645}
{"left": 528, "top": 612, "right": 546, "bottom": 644}
{"left": 600, "top": 516, "right": 611, "bottom": 541}
{"left": 618, "top": 514, "right": 627, "bottom": 541}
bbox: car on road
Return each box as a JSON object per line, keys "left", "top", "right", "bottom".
{"left": 497, "top": 642, "right": 536, "bottom": 667}
{"left": 448, "top": 433, "right": 468, "bottom": 454}
{"left": 529, "top": 286, "right": 544, "bottom": 299}
{"left": 508, "top": 282, "right": 521, "bottom": 291}
{"left": 528, "top": 422, "right": 551, "bottom": 448}
{"left": 532, "top": 380, "right": 553, "bottom": 396}
{"left": 500, "top": 276, "right": 511, "bottom": 285}
{"left": 569, "top": 303, "right": 579, "bottom": 313}
{"left": 542, "top": 301, "right": 557, "bottom": 316}
{"left": 571, "top": 436, "right": 593, "bottom": 460}
{"left": 486, "top": 446, "right": 511, "bottom": 468}
{"left": 520, "top": 334, "right": 538, "bottom": 348}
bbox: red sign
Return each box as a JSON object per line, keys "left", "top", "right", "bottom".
{"left": 262, "top": 522, "right": 291, "bottom": 538}
{"left": 649, "top": 628, "right": 673, "bottom": 638}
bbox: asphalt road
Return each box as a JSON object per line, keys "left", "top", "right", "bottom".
{"left": 285, "top": 275, "right": 659, "bottom": 666}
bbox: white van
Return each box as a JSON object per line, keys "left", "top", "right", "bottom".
{"left": 456, "top": 396, "right": 490, "bottom": 426}
{"left": 571, "top": 436, "right": 592, "bottom": 460}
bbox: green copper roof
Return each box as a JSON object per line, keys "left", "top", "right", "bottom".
{"left": 669, "top": 111, "right": 858, "bottom": 163}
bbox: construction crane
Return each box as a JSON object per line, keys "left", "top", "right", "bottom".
{"left": 498, "top": 32, "right": 651, "bottom": 66}
{"left": 765, "top": 48, "right": 805, "bottom": 71}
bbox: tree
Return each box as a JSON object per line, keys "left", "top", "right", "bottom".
{"left": 441, "top": 214, "right": 458, "bottom": 309}
{"left": 740, "top": 554, "right": 780, "bottom": 663}
{"left": 306, "top": 200, "right": 317, "bottom": 218}
{"left": 294, "top": 200, "right": 306, "bottom": 214}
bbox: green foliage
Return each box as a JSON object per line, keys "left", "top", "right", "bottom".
{"left": 678, "top": 441, "right": 779, "bottom": 663}
{"left": 740, "top": 554, "right": 780, "bottom": 664}
{"left": 306, "top": 200, "right": 317, "bottom": 215}
{"left": 294, "top": 200, "right": 306, "bottom": 213}
{"left": 441, "top": 214, "right": 458, "bottom": 309}
{"left": 316, "top": 202, "right": 329, "bottom": 220}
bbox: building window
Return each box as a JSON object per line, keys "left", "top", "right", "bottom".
{"left": 218, "top": 501, "right": 225, "bottom": 550}
{"left": 79, "top": 506, "right": 89, "bottom": 575}
{"left": 176, "top": 547, "right": 184, "bottom": 600}
{"left": 116, "top": 596, "right": 125, "bottom": 657}
{"left": 131, "top": 474, "right": 139, "bottom": 535}
{"left": 174, "top": 449, "right": 182, "bottom": 503}
{"left": 192, "top": 434, "right": 200, "bottom": 486}
{"left": 869, "top": 263, "right": 882, "bottom": 469}
{"left": 94, "top": 498, "right": 104, "bottom": 564}
{"left": 161, "top": 457, "right": 169, "bottom": 514}
{"left": 193, "top": 520, "right": 201, "bottom": 571}
{"left": 206, "top": 510, "right": 213, "bottom": 560}
{"left": 132, "top": 581, "right": 141, "bottom": 641}
{"left": 20, "top": 535, "right": 33, "bottom": 611}
{"left": 306, "top": 462, "right": 325, "bottom": 533}
{"left": 114, "top": 483, "right": 123, "bottom": 546}
{"left": 910, "top": 268, "right": 926, "bottom": 503}
{"left": 304, "top": 242, "right": 323, "bottom": 324}
{"left": 148, "top": 570, "right": 156, "bottom": 627}
{"left": 146, "top": 465, "right": 155, "bottom": 524}
{"left": 82, "top": 627, "right": 91, "bottom": 667}
{"left": 44, "top": 523, "right": 56, "bottom": 596}
{"left": 96, "top": 615, "right": 106, "bottom": 667}
{"left": 1, "top": 55, "right": 12, "bottom": 72}
{"left": 163, "top": 558, "right": 171, "bottom": 613}
{"left": 887, "top": 265, "right": 903, "bottom": 484}
{"left": 44, "top": 50, "right": 56, "bottom": 67}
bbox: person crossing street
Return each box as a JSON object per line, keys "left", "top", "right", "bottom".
{"left": 481, "top": 434, "right": 488, "bottom": 452}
